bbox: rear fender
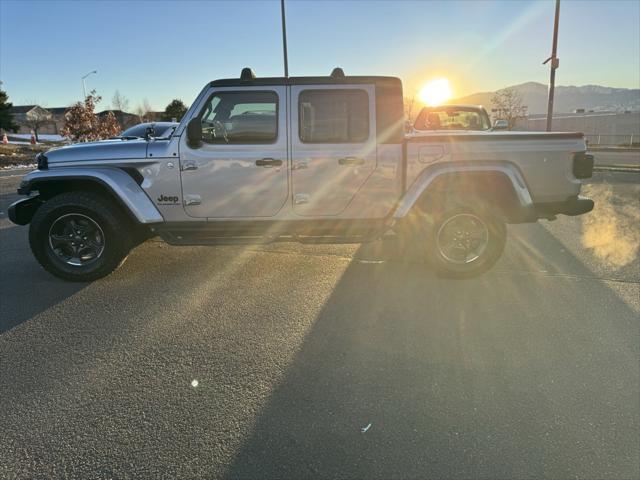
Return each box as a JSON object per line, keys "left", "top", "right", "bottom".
{"left": 17, "top": 167, "right": 164, "bottom": 224}
{"left": 393, "top": 162, "right": 535, "bottom": 221}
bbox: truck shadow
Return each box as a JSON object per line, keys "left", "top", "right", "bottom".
{"left": 224, "top": 222, "right": 639, "bottom": 479}
{"left": 0, "top": 226, "right": 88, "bottom": 333}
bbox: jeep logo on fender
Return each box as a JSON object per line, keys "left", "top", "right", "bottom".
{"left": 157, "top": 194, "right": 179, "bottom": 204}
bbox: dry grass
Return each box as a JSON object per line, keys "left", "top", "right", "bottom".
{"left": 581, "top": 183, "right": 640, "bottom": 268}
{"left": 0, "top": 144, "right": 48, "bottom": 168}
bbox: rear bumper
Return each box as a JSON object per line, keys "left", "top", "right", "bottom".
{"left": 535, "top": 195, "right": 594, "bottom": 218}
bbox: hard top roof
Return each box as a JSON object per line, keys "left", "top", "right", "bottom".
{"left": 209, "top": 69, "right": 402, "bottom": 88}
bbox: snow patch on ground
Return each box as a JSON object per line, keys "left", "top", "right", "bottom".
{"left": 2, "top": 163, "right": 36, "bottom": 170}
{"left": 9, "top": 134, "right": 66, "bottom": 142}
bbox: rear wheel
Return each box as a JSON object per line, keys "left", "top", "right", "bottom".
{"left": 426, "top": 199, "right": 506, "bottom": 277}
{"left": 398, "top": 197, "right": 506, "bottom": 277}
{"left": 29, "top": 191, "right": 134, "bottom": 281}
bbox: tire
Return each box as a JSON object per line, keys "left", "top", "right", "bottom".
{"left": 29, "top": 191, "right": 134, "bottom": 281}
{"left": 421, "top": 198, "right": 506, "bottom": 278}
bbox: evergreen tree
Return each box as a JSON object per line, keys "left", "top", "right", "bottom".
{"left": 162, "top": 99, "right": 188, "bottom": 122}
{"left": 0, "top": 85, "right": 19, "bottom": 133}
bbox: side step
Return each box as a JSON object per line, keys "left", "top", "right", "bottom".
{"left": 155, "top": 220, "right": 391, "bottom": 246}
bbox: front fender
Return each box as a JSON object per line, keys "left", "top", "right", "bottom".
{"left": 17, "top": 167, "right": 164, "bottom": 224}
{"left": 393, "top": 162, "right": 534, "bottom": 219}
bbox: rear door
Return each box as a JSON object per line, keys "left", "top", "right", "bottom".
{"left": 290, "top": 85, "right": 376, "bottom": 216}
{"left": 179, "top": 87, "right": 288, "bottom": 218}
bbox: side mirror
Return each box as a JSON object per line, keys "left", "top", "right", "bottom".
{"left": 493, "top": 119, "right": 509, "bottom": 130}
{"left": 144, "top": 126, "right": 155, "bottom": 140}
{"left": 186, "top": 117, "right": 202, "bottom": 148}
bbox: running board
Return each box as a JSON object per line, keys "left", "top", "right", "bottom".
{"left": 155, "top": 220, "right": 390, "bottom": 246}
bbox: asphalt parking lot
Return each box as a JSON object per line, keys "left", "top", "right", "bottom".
{"left": 1, "top": 171, "right": 638, "bottom": 479}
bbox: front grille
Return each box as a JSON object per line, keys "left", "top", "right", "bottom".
{"left": 572, "top": 152, "right": 594, "bottom": 179}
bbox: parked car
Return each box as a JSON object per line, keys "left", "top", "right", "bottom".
{"left": 413, "top": 104, "right": 493, "bottom": 132}
{"left": 118, "top": 122, "right": 178, "bottom": 139}
{"left": 9, "top": 67, "right": 594, "bottom": 281}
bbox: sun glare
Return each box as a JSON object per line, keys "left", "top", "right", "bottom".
{"left": 419, "top": 78, "right": 453, "bottom": 106}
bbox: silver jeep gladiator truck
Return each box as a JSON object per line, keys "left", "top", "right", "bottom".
{"left": 9, "top": 68, "right": 594, "bottom": 281}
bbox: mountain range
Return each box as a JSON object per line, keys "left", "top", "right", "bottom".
{"left": 454, "top": 82, "right": 640, "bottom": 114}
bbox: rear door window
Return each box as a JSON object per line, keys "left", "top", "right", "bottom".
{"left": 298, "top": 89, "right": 369, "bottom": 143}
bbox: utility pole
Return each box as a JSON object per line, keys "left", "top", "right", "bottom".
{"left": 543, "top": 0, "right": 560, "bottom": 131}
{"left": 280, "top": 0, "right": 289, "bottom": 78}
{"left": 81, "top": 70, "right": 98, "bottom": 100}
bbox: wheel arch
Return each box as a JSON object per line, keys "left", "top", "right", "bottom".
{"left": 17, "top": 167, "right": 163, "bottom": 225}
{"left": 394, "top": 162, "right": 536, "bottom": 223}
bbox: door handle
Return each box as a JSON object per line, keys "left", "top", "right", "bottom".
{"left": 256, "top": 158, "right": 283, "bottom": 167}
{"left": 338, "top": 156, "right": 365, "bottom": 166}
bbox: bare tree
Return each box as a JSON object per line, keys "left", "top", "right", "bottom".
{"left": 490, "top": 88, "right": 527, "bottom": 130}
{"left": 112, "top": 90, "right": 130, "bottom": 112}
{"left": 404, "top": 90, "right": 421, "bottom": 132}
{"left": 24, "top": 107, "right": 52, "bottom": 142}
{"left": 135, "top": 99, "right": 153, "bottom": 122}
{"left": 403, "top": 93, "right": 418, "bottom": 132}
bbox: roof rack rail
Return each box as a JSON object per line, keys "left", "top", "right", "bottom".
{"left": 240, "top": 67, "right": 256, "bottom": 81}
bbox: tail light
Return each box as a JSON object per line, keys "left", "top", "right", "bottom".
{"left": 572, "top": 152, "right": 594, "bottom": 179}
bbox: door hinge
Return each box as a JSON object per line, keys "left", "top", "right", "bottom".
{"left": 183, "top": 194, "right": 201, "bottom": 206}
{"left": 292, "top": 160, "right": 309, "bottom": 170}
{"left": 182, "top": 161, "right": 198, "bottom": 171}
{"left": 294, "top": 193, "right": 310, "bottom": 205}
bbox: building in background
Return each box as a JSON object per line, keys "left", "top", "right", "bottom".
{"left": 97, "top": 110, "right": 138, "bottom": 129}
{"left": 11, "top": 105, "right": 145, "bottom": 136}
{"left": 514, "top": 111, "right": 640, "bottom": 146}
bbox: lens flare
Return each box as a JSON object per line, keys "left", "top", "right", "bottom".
{"left": 419, "top": 78, "right": 453, "bottom": 106}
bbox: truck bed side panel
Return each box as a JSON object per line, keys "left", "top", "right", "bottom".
{"left": 405, "top": 134, "right": 585, "bottom": 203}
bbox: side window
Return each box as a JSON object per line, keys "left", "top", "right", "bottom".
{"left": 200, "top": 91, "right": 278, "bottom": 144}
{"left": 299, "top": 89, "right": 369, "bottom": 143}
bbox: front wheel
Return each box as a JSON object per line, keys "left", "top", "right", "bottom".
{"left": 29, "top": 191, "right": 134, "bottom": 281}
{"left": 425, "top": 200, "right": 506, "bottom": 278}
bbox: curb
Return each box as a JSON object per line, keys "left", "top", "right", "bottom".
{"left": 594, "top": 165, "right": 640, "bottom": 173}
{"left": 588, "top": 148, "right": 640, "bottom": 153}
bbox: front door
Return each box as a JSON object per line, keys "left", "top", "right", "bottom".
{"left": 290, "top": 85, "right": 377, "bottom": 216}
{"left": 179, "top": 87, "right": 288, "bottom": 218}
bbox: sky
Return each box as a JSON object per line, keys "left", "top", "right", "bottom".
{"left": 1, "top": 0, "right": 638, "bottom": 111}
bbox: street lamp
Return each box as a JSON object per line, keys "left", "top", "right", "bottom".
{"left": 81, "top": 70, "right": 98, "bottom": 99}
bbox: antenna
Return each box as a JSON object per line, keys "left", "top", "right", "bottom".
{"left": 280, "top": 0, "right": 289, "bottom": 78}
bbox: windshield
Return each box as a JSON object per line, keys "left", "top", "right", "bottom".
{"left": 414, "top": 107, "right": 491, "bottom": 131}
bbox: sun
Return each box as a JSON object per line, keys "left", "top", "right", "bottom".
{"left": 419, "top": 78, "right": 453, "bottom": 106}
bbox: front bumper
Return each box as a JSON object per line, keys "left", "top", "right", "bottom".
{"left": 8, "top": 196, "right": 43, "bottom": 225}
{"left": 536, "top": 195, "right": 594, "bottom": 218}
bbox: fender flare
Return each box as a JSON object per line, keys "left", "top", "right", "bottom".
{"left": 18, "top": 167, "right": 164, "bottom": 224}
{"left": 393, "top": 162, "right": 534, "bottom": 219}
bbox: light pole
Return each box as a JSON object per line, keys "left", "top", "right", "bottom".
{"left": 543, "top": 0, "right": 560, "bottom": 131}
{"left": 81, "top": 70, "right": 98, "bottom": 100}
{"left": 280, "top": 0, "right": 289, "bottom": 78}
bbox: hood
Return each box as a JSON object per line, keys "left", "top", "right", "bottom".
{"left": 45, "top": 138, "right": 149, "bottom": 165}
